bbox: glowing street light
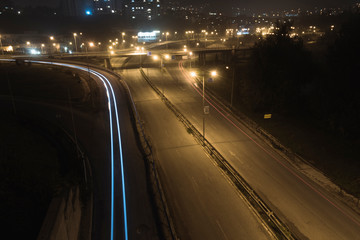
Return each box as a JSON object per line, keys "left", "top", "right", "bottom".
{"left": 49, "top": 36, "right": 54, "bottom": 40}
{"left": 41, "top": 44, "right": 45, "bottom": 54}
{"left": 73, "top": 33, "right": 78, "bottom": 52}
{"left": 190, "top": 70, "right": 217, "bottom": 141}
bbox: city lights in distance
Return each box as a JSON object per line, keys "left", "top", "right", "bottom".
{"left": 29, "top": 49, "right": 40, "bottom": 55}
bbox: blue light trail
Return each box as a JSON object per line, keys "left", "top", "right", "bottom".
{"left": 0, "top": 59, "right": 129, "bottom": 240}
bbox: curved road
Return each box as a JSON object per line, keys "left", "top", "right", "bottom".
{"left": 0, "top": 59, "right": 158, "bottom": 240}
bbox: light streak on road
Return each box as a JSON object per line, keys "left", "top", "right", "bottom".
{"left": 178, "top": 60, "right": 360, "bottom": 228}
{"left": 0, "top": 59, "right": 129, "bottom": 240}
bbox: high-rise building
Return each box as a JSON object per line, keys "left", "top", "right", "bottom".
{"left": 60, "top": 0, "right": 91, "bottom": 16}
{"left": 123, "top": 0, "right": 161, "bottom": 20}
{"left": 93, "top": 0, "right": 122, "bottom": 14}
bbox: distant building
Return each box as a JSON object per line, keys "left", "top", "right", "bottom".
{"left": 93, "top": 0, "right": 122, "bottom": 14}
{"left": 60, "top": 0, "right": 91, "bottom": 16}
{"left": 123, "top": 0, "right": 161, "bottom": 20}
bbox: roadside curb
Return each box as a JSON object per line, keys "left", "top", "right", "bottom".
{"left": 119, "top": 74, "right": 179, "bottom": 240}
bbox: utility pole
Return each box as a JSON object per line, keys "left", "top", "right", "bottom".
{"left": 73, "top": 33, "right": 78, "bottom": 52}
{"left": 230, "top": 65, "right": 235, "bottom": 108}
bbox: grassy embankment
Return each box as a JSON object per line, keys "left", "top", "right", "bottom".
{"left": 0, "top": 62, "right": 88, "bottom": 238}
{"left": 194, "top": 51, "right": 360, "bottom": 200}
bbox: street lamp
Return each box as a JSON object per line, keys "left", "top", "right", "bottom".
{"left": 73, "top": 33, "right": 78, "bottom": 52}
{"left": 153, "top": 54, "right": 166, "bottom": 94}
{"left": 139, "top": 47, "right": 144, "bottom": 68}
{"left": 225, "top": 65, "right": 236, "bottom": 107}
{"left": 191, "top": 70, "right": 217, "bottom": 142}
{"left": 189, "top": 51, "right": 193, "bottom": 69}
{"left": 121, "top": 32, "right": 125, "bottom": 48}
{"left": 41, "top": 44, "right": 45, "bottom": 54}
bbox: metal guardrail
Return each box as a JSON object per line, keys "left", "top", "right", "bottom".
{"left": 64, "top": 60, "right": 179, "bottom": 240}
{"left": 140, "top": 68, "right": 298, "bottom": 240}
{"left": 119, "top": 78, "right": 178, "bottom": 240}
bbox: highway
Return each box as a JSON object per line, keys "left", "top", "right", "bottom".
{"left": 0, "top": 59, "right": 158, "bottom": 240}
{"left": 120, "top": 55, "right": 360, "bottom": 240}
{"left": 120, "top": 58, "right": 272, "bottom": 240}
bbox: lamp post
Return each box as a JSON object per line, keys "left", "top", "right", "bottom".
{"left": 230, "top": 65, "right": 235, "bottom": 107}
{"left": 189, "top": 51, "right": 193, "bottom": 69}
{"left": 49, "top": 36, "right": 55, "bottom": 53}
{"left": 139, "top": 47, "right": 144, "bottom": 68}
{"left": 191, "top": 70, "right": 217, "bottom": 142}
{"left": 153, "top": 55, "right": 165, "bottom": 94}
{"left": 73, "top": 33, "right": 78, "bottom": 52}
{"left": 121, "top": 32, "right": 125, "bottom": 48}
{"left": 165, "top": 32, "right": 169, "bottom": 49}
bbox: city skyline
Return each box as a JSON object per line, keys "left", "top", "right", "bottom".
{"left": 13, "top": 0, "right": 357, "bottom": 10}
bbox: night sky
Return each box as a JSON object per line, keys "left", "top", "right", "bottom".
{"left": 14, "top": 0, "right": 357, "bottom": 11}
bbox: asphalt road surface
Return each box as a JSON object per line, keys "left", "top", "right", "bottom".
{"left": 121, "top": 55, "right": 360, "bottom": 240}
{"left": 119, "top": 64, "right": 272, "bottom": 240}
